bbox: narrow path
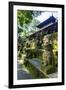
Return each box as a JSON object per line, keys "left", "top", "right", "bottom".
{"left": 48, "top": 72, "right": 58, "bottom": 78}
{"left": 17, "top": 62, "right": 32, "bottom": 80}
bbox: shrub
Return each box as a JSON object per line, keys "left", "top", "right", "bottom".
{"left": 46, "top": 65, "right": 56, "bottom": 74}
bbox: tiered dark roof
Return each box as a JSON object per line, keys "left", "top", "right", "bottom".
{"left": 37, "top": 16, "right": 56, "bottom": 29}
{"left": 27, "top": 16, "right": 58, "bottom": 39}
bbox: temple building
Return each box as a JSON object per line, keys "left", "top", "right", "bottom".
{"left": 24, "top": 15, "right": 58, "bottom": 78}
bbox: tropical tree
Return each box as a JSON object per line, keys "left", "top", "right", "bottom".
{"left": 17, "top": 10, "right": 42, "bottom": 59}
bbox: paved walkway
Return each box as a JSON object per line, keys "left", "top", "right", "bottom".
{"left": 17, "top": 70, "right": 32, "bottom": 80}
{"left": 48, "top": 72, "right": 58, "bottom": 78}
{"left": 17, "top": 62, "right": 32, "bottom": 80}
{"left": 17, "top": 60, "right": 58, "bottom": 79}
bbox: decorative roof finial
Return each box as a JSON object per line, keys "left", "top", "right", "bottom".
{"left": 52, "top": 13, "right": 53, "bottom": 16}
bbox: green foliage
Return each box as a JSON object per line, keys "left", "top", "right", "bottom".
{"left": 46, "top": 65, "right": 56, "bottom": 74}
{"left": 17, "top": 10, "right": 33, "bottom": 26}
{"left": 26, "top": 49, "right": 43, "bottom": 59}
{"left": 17, "top": 10, "right": 41, "bottom": 37}
{"left": 17, "top": 10, "right": 42, "bottom": 59}
{"left": 28, "top": 19, "right": 40, "bottom": 34}
{"left": 17, "top": 10, "right": 41, "bottom": 27}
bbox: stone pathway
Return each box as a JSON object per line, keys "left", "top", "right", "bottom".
{"left": 17, "top": 62, "right": 32, "bottom": 80}
{"left": 48, "top": 72, "right": 58, "bottom": 78}
{"left": 17, "top": 60, "right": 58, "bottom": 79}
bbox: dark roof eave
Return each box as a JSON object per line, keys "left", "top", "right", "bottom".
{"left": 27, "top": 22, "right": 58, "bottom": 39}
{"left": 36, "top": 16, "right": 56, "bottom": 28}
